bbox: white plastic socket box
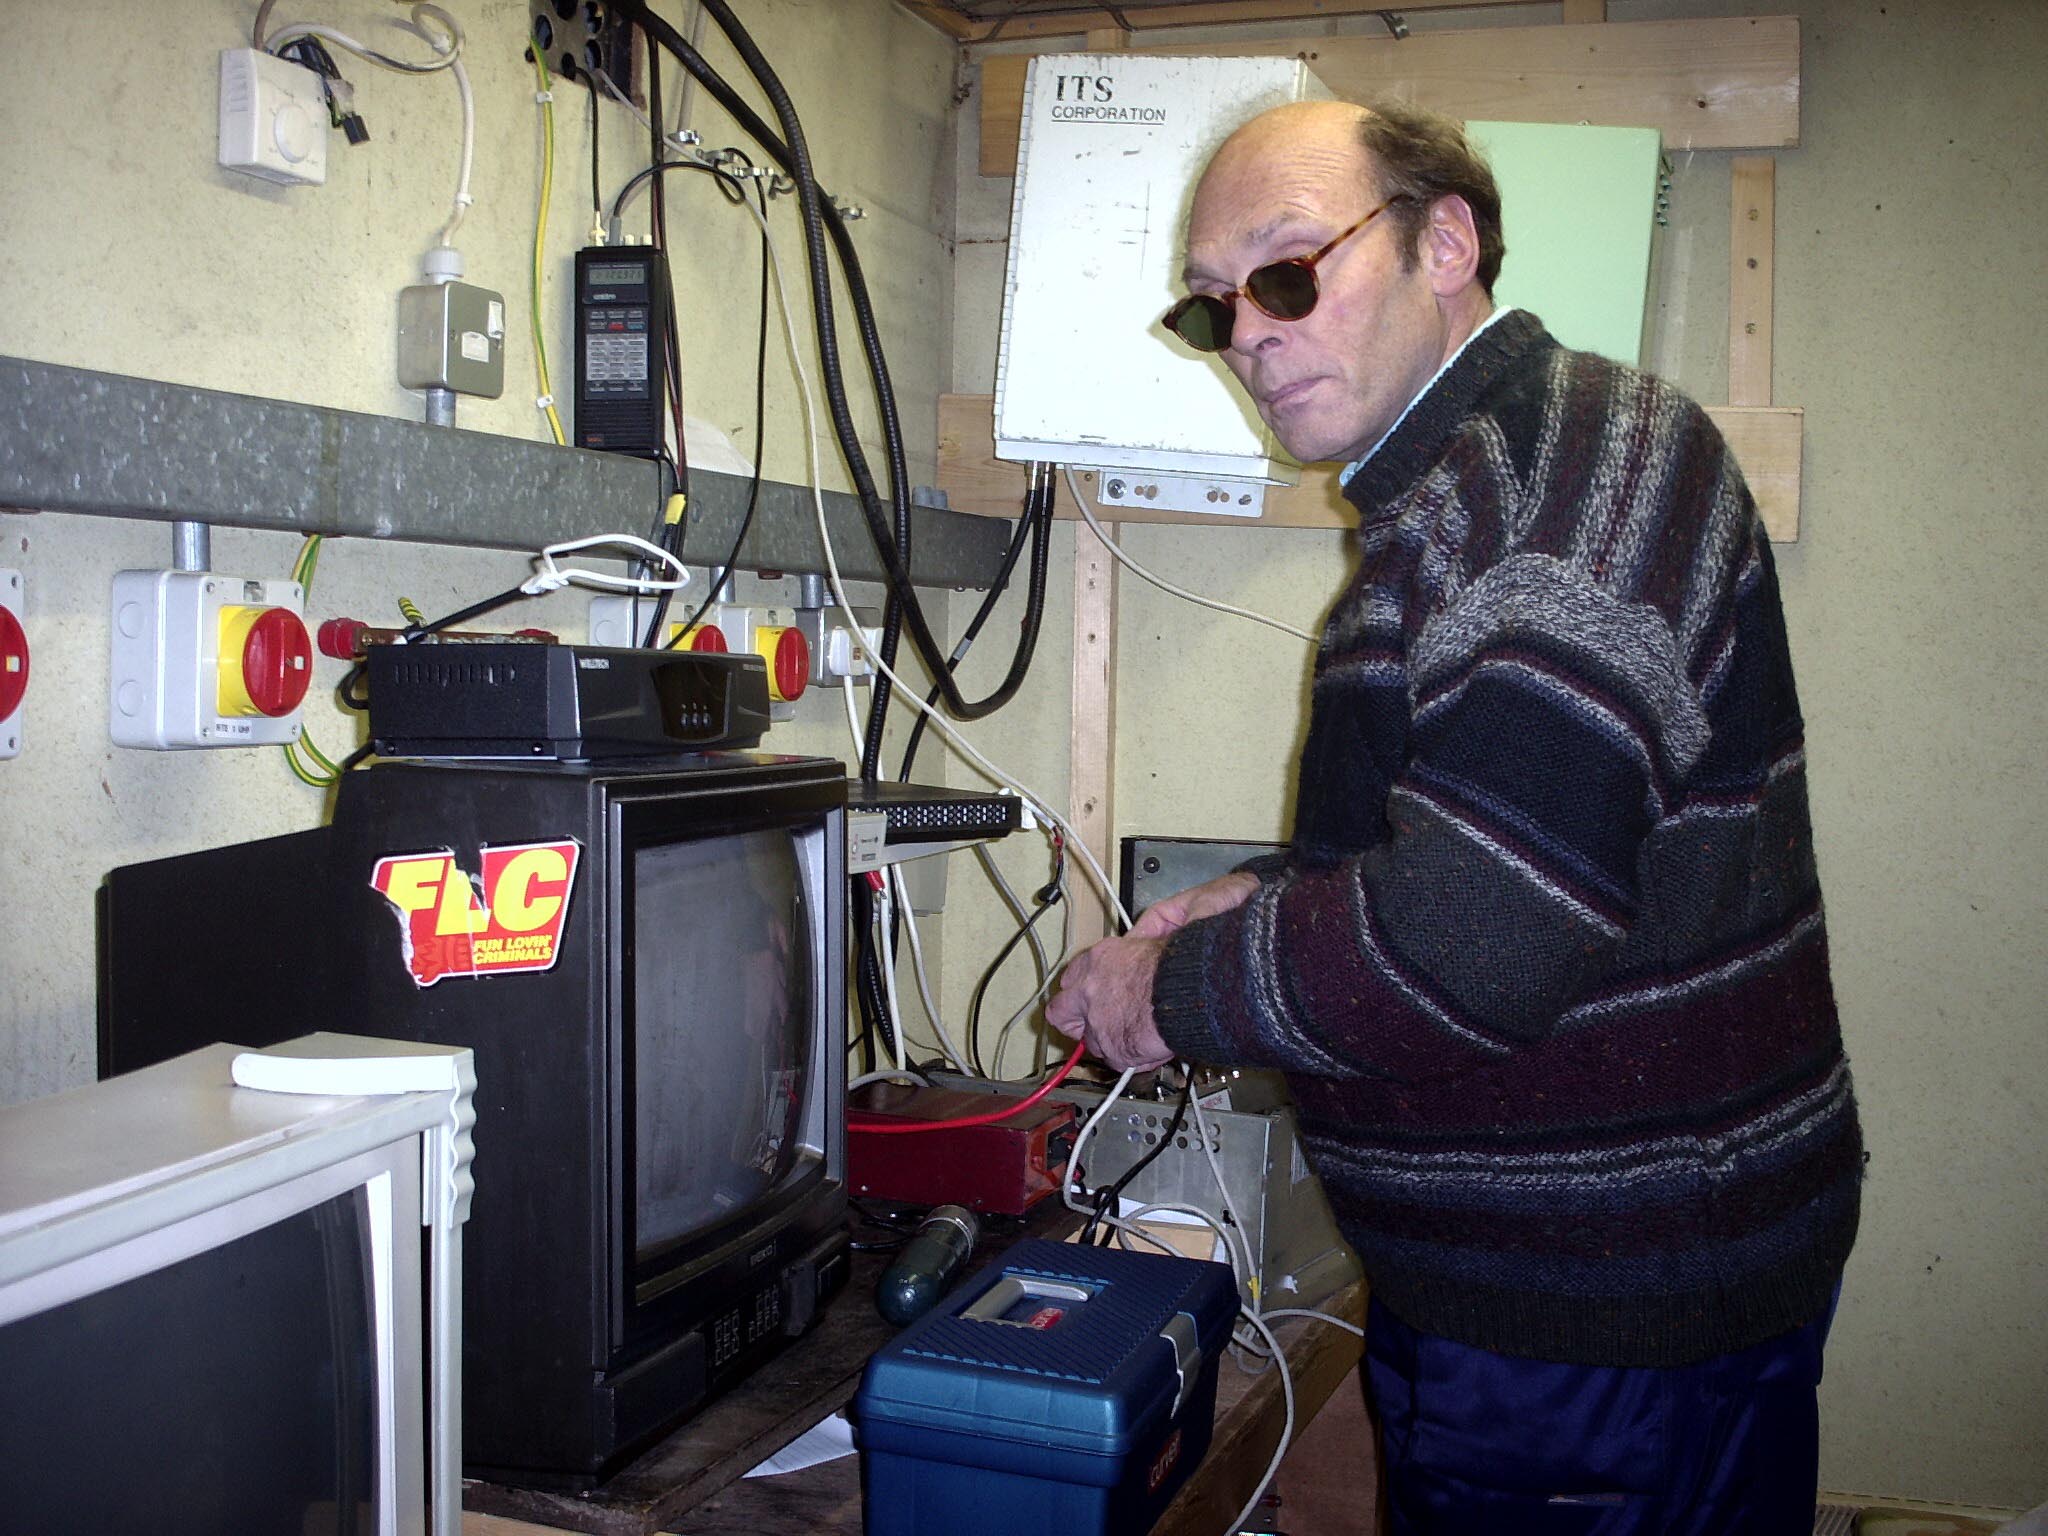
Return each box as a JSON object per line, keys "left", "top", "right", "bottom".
{"left": 0, "top": 569, "right": 25, "bottom": 759}
{"left": 995, "top": 55, "right": 1331, "bottom": 490}
{"left": 109, "top": 571, "right": 309, "bottom": 750}
{"left": 588, "top": 596, "right": 881, "bottom": 692}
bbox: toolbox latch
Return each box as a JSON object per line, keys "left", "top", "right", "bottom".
{"left": 1159, "top": 1311, "right": 1203, "bottom": 1417}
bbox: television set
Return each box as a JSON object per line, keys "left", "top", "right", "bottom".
{"left": 99, "top": 751, "right": 851, "bottom": 1488}
{"left": 0, "top": 1031, "right": 475, "bottom": 1536}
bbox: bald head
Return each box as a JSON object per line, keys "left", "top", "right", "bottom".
{"left": 1191, "top": 98, "right": 1505, "bottom": 297}
{"left": 1174, "top": 98, "right": 1498, "bottom": 466}
{"left": 1187, "top": 102, "right": 1380, "bottom": 277}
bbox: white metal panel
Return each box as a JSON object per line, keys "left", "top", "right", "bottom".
{"left": 995, "top": 54, "right": 1331, "bottom": 483}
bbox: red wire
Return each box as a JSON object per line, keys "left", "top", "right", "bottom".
{"left": 847, "top": 1039, "right": 1085, "bottom": 1134}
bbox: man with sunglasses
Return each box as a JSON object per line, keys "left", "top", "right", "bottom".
{"left": 1048, "top": 98, "right": 1859, "bottom": 1533}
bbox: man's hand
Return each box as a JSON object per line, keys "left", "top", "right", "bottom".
{"left": 1044, "top": 933, "right": 1175, "bottom": 1072}
{"left": 1128, "top": 870, "right": 1260, "bottom": 940}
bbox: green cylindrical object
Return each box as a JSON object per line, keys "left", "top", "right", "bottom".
{"left": 876, "top": 1205, "right": 980, "bottom": 1327}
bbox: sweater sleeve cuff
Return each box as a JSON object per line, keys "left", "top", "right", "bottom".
{"left": 1232, "top": 851, "right": 1290, "bottom": 882}
{"left": 1151, "top": 919, "right": 1236, "bottom": 1066}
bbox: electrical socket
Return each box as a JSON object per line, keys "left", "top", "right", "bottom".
{"left": 794, "top": 605, "right": 881, "bottom": 690}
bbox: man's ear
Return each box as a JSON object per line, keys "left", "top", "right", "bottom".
{"left": 1422, "top": 194, "right": 1483, "bottom": 297}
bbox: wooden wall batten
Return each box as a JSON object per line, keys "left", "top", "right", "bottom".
{"left": 978, "top": 16, "right": 1802, "bottom": 175}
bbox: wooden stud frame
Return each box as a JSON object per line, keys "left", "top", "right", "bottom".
{"left": 900, "top": 0, "right": 1615, "bottom": 45}
{"left": 976, "top": 17, "right": 1802, "bottom": 175}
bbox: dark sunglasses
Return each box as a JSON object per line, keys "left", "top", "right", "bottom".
{"left": 1163, "top": 197, "right": 1401, "bottom": 353}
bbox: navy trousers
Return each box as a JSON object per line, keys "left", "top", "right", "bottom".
{"left": 1365, "top": 1293, "right": 1838, "bottom": 1535}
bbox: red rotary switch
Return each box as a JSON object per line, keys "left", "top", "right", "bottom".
{"left": 761, "top": 625, "right": 810, "bottom": 703}
{"left": 0, "top": 600, "right": 27, "bottom": 727}
{"left": 218, "top": 605, "right": 313, "bottom": 717}
{"left": 683, "top": 624, "right": 729, "bottom": 654}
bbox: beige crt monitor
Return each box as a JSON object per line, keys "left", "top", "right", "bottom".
{"left": 0, "top": 1034, "right": 476, "bottom": 1536}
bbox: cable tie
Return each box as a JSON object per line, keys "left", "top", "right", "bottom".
{"left": 534, "top": 393, "right": 554, "bottom": 409}
{"left": 533, "top": 89, "right": 553, "bottom": 103}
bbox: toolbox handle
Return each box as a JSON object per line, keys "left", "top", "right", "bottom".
{"left": 1159, "top": 1311, "right": 1203, "bottom": 1417}
{"left": 962, "top": 1274, "right": 1094, "bottom": 1326}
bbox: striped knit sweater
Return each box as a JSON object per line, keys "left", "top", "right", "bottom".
{"left": 1152, "top": 311, "right": 1861, "bottom": 1368}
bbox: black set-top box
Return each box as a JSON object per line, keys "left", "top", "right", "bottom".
{"left": 365, "top": 641, "right": 771, "bottom": 760}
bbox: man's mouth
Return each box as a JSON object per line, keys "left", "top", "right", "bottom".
{"left": 1260, "top": 377, "right": 1320, "bottom": 412}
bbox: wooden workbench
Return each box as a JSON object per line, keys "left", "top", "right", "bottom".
{"left": 462, "top": 1208, "right": 1365, "bottom": 1536}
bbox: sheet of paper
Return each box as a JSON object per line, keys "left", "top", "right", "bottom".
{"left": 743, "top": 1412, "right": 856, "bottom": 1478}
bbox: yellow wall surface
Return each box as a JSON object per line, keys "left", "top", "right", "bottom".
{"left": 940, "top": 0, "right": 2048, "bottom": 1514}
{"left": 0, "top": 0, "right": 956, "bottom": 1100}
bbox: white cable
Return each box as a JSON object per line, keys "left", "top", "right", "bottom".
{"left": 267, "top": 8, "right": 473, "bottom": 250}
{"left": 1187, "top": 1089, "right": 1259, "bottom": 1303}
{"left": 673, "top": 1, "right": 710, "bottom": 134}
{"left": 405, "top": 5, "right": 471, "bottom": 247}
{"left": 266, "top": 6, "right": 460, "bottom": 73}
{"left": 1059, "top": 1058, "right": 1333, "bottom": 1536}
{"left": 1097, "top": 1192, "right": 1295, "bottom": 1536}
{"left": 1111, "top": 1202, "right": 1247, "bottom": 1280}
{"left": 975, "top": 841, "right": 1051, "bottom": 993}
{"left": 848, "top": 1067, "right": 931, "bottom": 1092}
{"left": 1227, "top": 1306, "right": 1296, "bottom": 1536}
{"left": 433, "top": 54, "right": 473, "bottom": 245}
{"left": 991, "top": 876, "right": 1072, "bottom": 1080}
{"left": 960, "top": 842, "right": 1051, "bottom": 1078}
{"left": 889, "top": 865, "right": 974, "bottom": 1076}
{"left": 844, "top": 681, "right": 970, "bottom": 1077}
{"left": 1261, "top": 1306, "right": 1366, "bottom": 1339}
{"left": 1061, "top": 466, "right": 1319, "bottom": 645}
{"left": 840, "top": 675, "right": 867, "bottom": 759}
{"left": 736, "top": 188, "right": 1130, "bottom": 930}
{"left": 523, "top": 534, "right": 690, "bottom": 595}
{"left": 1060, "top": 1070, "right": 1303, "bottom": 1535}
{"left": 589, "top": 64, "right": 653, "bottom": 134}
{"left": 1062, "top": 1066, "right": 1140, "bottom": 1223}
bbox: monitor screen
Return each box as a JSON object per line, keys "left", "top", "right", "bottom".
{"left": 632, "top": 827, "right": 814, "bottom": 1261}
{"left": 0, "top": 1188, "right": 378, "bottom": 1535}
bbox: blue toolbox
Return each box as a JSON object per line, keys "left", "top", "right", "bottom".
{"left": 852, "top": 1238, "right": 1241, "bottom": 1536}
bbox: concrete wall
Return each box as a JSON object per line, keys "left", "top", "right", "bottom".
{"left": 941, "top": 0, "right": 2048, "bottom": 1511}
{"left": 0, "top": 0, "right": 958, "bottom": 1099}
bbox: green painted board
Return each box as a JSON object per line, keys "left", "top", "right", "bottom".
{"left": 1466, "top": 121, "right": 1663, "bottom": 367}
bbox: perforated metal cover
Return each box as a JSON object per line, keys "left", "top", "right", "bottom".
{"left": 846, "top": 781, "right": 1022, "bottom": 845}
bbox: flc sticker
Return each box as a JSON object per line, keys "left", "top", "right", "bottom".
{"left": 370, "top": 840, "right": 581, "bottom": 988}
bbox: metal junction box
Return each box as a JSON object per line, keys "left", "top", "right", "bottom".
{"left": 397, "top": 281, "right": 507, "bottom": 398}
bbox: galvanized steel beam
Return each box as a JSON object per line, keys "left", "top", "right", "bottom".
{"left": 0, "top": 356, "right": 1008, "bottom": 590}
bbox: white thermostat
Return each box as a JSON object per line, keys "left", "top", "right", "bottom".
{"left": 219, "top": 48, "right": 328, "bottom": 186}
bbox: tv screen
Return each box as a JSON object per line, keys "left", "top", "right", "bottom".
{"left": 632, "top": 827, "right": 815, "bottom": 1261}
{"left": 0, "top": 1188, "right": 378, "bottom": 1535}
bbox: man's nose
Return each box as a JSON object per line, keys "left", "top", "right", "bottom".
{"left": 1227, "top": 297, "right": 1288, "bottom": 357}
